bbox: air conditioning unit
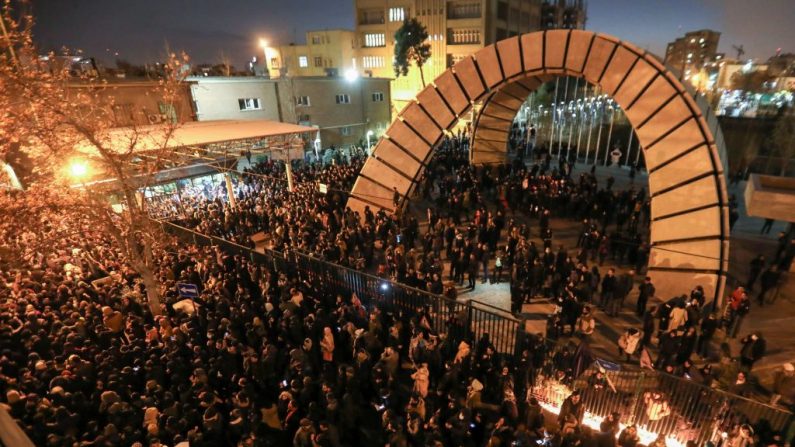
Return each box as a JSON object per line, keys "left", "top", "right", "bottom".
{"left": 147, "top": 113, "right": 163, "bottom": 124}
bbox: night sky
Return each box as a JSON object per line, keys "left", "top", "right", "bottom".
{"left": 33, "top": 0, "right": 795, "bottom": 69}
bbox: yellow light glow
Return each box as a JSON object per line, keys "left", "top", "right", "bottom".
{"left": 68, "top": 160, "right": 89, "bottom": 179}
{"left": 259, "top": 38, "right": 268, "bottom": 48}
{"left": 538, "top": 400, "right": 687, "bottom": 447}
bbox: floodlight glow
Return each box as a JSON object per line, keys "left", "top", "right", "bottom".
{"left": 380, "top": 282, "right": 389, "bottom": 291}
{"left": 68, "top": 160, "right": 89, "bottom": 179}
{"left": 344, "top": 68, "right": 359, "bottom": 82}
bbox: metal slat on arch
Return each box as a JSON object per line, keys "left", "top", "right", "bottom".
{"left": 347, "top": 30, "right": 730, "bottom": 305}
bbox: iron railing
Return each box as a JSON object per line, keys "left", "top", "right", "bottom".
{"left": 159, "top": 220, "right": 793, "bottom": 442}
{"left": 532, "top": 360, "right": 793, "bottom": 446}
{"left": 158, "top": 220, "right": 528, "bottom": 357}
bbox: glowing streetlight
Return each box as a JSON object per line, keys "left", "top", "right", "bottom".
{"left": 344, "top": 68, "right": 359, "bottom": 83}
{"left": 68, "top": 160, "right": 89, "bottom": 179}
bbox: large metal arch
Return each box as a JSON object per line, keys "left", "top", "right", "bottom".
{"left": 348, "top": 30, "right": 730, "bottom": 304}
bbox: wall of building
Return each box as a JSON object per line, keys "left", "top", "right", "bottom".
{"left": 286, "top": 77, "right": 392, "bottom": 147}
{"left": 188, "top": 76, "right": 391, "bottom": 149}
{"left": 187, "top": 77, "right": 281, "bottom": 122}
{"left": 274, "top": 29, "right": 357, "bottom": 78}
{"left": 69, "top": 80, "right": 196, "bottom": 126}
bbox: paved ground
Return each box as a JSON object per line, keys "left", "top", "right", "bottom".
{"left": 405, "top": 161, "right": 794, "bottom": 402}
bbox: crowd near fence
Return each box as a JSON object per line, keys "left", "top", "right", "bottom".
{"left": 158, "top": 220, "right": 793, "bottom": 443}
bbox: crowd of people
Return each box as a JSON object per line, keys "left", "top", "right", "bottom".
{"left": 1, "top": 131, "right": 793, "bottom": 447}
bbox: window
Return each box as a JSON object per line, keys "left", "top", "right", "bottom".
{"left": 447, "top": 2, "right": 481, "bottom": 19}
{"left": 295, "top": 96, "right": 311, "bottom": 107}
{"left": 341, "top": 126, "right": 352, "bottom": 136}
{"left": 497, "top": 1, "right": 508, "bottom": 20}
{"left": 359, "top": 9, "right": 384, "bottom": 25}
{"left": 389, "top": 7, "right": 406, "bottom": 22}
{"left": 270, "top": 57, "right": 279, "bottom": 68}
{"left": 335, "top": 94, "right": 351, "bottom": 104}
{"left": 298, "top": 114, "right": 311, "bottom": 123}
{"left": 238, "top": 98, "right": 261, "bottom": 111}
{"left": 364, "top": 33, "right": 386, "bottom": 48}
{"left": 314, "top": 56, "right": 323, "bottom": 67}
{"left": 362, "top": 55, "right": 385, "bottom": 68}
{"left": 298, "top": 56, "right": 308, "bottom": 68}
{"left": 372, "top": 92, "right": 384, "bottom": 102}
{"left": 312, "top": 35, "right": 323, "bottom": 45}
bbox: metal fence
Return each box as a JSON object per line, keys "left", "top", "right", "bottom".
{"left": 531, "top": 348, "right": 794, "bottom": 446}
{"left": 158, "top": 220, "right": 527, "bottom": 357}
{"left": 158, "top": 220, "right": 793, "bottom": 442}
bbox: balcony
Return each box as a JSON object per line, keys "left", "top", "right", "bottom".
{"left": 447, "top": 29, "right": 481, "bottom": 45}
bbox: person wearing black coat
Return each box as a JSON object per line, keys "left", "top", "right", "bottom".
{"left": 757, "top": 267, "right": 781, "bottom": 306}
{"left": 636, "top": 277, "right": 655, "bottom": 317}
{"left": 740, "top": 332, "right": 766, "bottom": 370}
{"left": 558, "top": 390, "right": 584, "bottom": 426}
{"left": 641, "top": 306, "right": 656, "bottom": 348}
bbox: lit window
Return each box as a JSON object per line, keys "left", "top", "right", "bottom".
{"left": 238, "top": 98, "right": 261, "bottom": 111}
{"left": 335, "top": 94, "right": 351, "bottom": 104}
{"left": 296, "top": 96, "right": 311, "bottom": 107}
{"left": 389, "top": 7, "right": 406, "bottom": 22}
{"left": 372, "top": 92, "right": 384, "bottom": 102}
{"left": 364, "top": 33, "right": 386, "bottom": 47}
{"left": 298, "top": 56, "right": 308, "bottom": 68}
{"left": 362, "top": 56, "right": 385, "bottom": 68}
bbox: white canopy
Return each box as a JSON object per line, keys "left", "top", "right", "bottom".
{"left": 74, "top": 119, "right": 316, "bottom": 157}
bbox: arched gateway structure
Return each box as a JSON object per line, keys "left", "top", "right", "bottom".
{"left": 348, "top": 30, "right": 730, "bottom": 305}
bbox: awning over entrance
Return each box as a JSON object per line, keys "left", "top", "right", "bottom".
{"left": 73, "top": 120, "right": 317, "bottom": 156}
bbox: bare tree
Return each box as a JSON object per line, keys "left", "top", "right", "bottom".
{"left": 0, "top": 0, "right": 190, "bottom": 315}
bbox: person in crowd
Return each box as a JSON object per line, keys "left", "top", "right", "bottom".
{"left": 739, "top": 332, "right": 766, "bottom": 370}
{"left": 558, "top": 390, "right": 584, "bottom": 427}
{"left": 747, "top": 255, "right": 766, "bottom": 291}
{"left": 757, "top": 266, "right": 781, "bottom": 306}
{"left": 618, "top": 328, "right": 642, "bottom": 362}
{"left": 636, "top": 276, "right": 655, "bottom": 317}
{"left": 770, "top": 363, "right": 795, "bottom": 408}
{"left": 1, "top": 138, "right": 775, "bottom": 446}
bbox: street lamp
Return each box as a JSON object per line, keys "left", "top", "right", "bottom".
{"left": 344, "top": 68, "right": 359, "bottom": 83}
{"left": 366, "top": 130, "right": 374, "bottom": 156}
{"left": 68, "top": 160, "right": 89, "bottom": 180}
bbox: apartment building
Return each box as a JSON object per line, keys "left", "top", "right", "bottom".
{"left": 354, "top": 0, "right": 546, "bottom": 111}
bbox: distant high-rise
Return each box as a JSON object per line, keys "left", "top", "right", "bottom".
{"left": 664, "top": 29, "right": 721, "bottom": 75}
{"left": 354, "top": 0, "right": 556, "bottom": 110}
{"left": 540, "top": 0, "right": 586, "bottom": 30}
